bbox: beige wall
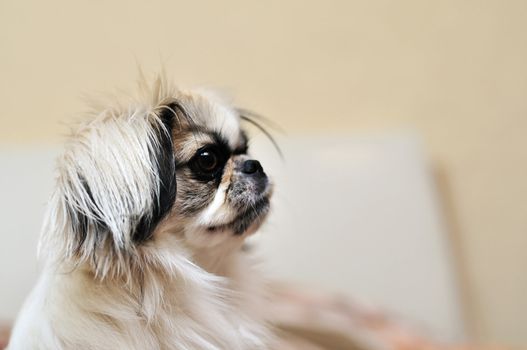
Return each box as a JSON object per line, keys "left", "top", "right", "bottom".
{"left": 1, "top": 0, "right": 526, "bottom": 345}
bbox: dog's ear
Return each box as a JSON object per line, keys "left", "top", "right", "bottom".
{"left": 132, "top": 103, "right": 178, "bottom": 243}
{"left": 49, "top": 103, "right": 180, "bottom": 271}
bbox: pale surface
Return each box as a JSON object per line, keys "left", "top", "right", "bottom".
{"left": 1, "top": 0, "right": 526, "bottom": 344}
{"left": 251, "top": 134, "right": 465, "bottom": 342}
{"left": 0, "top": 135, "right": 465, "bottom": 344}
{"left": 0, "top": 149, "right": 55, "bottom": 319}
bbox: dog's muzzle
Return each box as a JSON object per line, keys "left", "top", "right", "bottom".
{"left": 230, "top": 158, "right": 270, "bottom": 234}
{"left": 239, "top": 159, "right": 268, "bottom": 193}
{"left": 209, "top": 157, "right": 271, "bottom": 235}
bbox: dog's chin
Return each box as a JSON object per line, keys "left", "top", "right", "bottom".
{"left": 207, "top": 196, "right": 271, "bottom": 236}
{"left": 183, "top": 196, "right": 270, "bottom": 250}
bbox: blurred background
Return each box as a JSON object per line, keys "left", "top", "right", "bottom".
{"left": 1, "top": 0, "right": 526, "bottom": 348}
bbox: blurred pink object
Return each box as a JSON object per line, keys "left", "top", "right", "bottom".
{"left": 0, "top": 322, "right": 10, "bottom": 350}
{"left": 268, "top": 283, "right": 510, "bottom": 350}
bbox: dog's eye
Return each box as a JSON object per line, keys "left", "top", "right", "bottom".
{"left": 189, "top": 146, "right": 226, "bottom": 180}
{"left": 197, "top": 149, "right": 219, "bottom": 172}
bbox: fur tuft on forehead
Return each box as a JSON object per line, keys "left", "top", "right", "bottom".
{"left": 40, "top": 74, "right": 192, "bottom": 278}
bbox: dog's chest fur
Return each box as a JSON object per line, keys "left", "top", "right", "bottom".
{"left": 10, "top": 251, "right": 270, "bottom": 350}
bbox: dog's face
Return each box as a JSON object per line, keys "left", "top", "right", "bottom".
{"left": 163, "top": 92, "right": 272, "bottom": 249}
{"left": 45, "top": 78, "right": 273, "bottom": 277}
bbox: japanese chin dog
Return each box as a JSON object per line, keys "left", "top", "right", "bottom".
{"left": 8, "top": 74, "right": 276, "bottom": 349}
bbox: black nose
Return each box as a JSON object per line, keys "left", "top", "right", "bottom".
{"left": 242, "top": 159, "right": 263, "bottom": 174}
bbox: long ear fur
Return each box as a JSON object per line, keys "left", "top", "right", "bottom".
{"left": 40, "top": 76, "right": 184, "bottom": 278}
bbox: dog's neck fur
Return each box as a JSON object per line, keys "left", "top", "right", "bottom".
{"left": 16, "top": 237, "right": 271, "bottom": 350}
{"left": 191, "top": 241, "right": 246, "bottom": 276}
{"left": 11, "top": 215, "right": 271, "bottom": 349}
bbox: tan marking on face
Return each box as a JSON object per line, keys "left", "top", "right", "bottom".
{"left": 220, "top": 158, "right": 235, "bottom": 190}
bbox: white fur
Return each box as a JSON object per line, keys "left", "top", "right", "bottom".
{"left": 198, "top": 182, "right": 233, "bottom": 226}
{"left": 9, "top": 74, "right": 274, "bottom": 350}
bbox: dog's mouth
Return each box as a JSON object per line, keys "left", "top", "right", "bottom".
{"left": 207, "top": 196, "right": 270, "bottom": 235}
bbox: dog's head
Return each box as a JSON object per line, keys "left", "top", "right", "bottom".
{"left": 43, "top": 76, "right": 273, "bottom": 277}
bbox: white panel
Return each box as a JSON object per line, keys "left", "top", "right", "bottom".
{"left": 0, "top": 147, "right": 57, "bottom": 320}
{"left": 0, "top": 133, "right": 465, "bottom": 341}
{"left": 250, "top": 132, "right": 465, "bottom": 342}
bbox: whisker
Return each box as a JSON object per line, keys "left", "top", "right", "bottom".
{"left": 236, "top": 108, "right": 285, "bottom": 133}
{"left": 239, "top": 114, "right": 284, "bottom": 159}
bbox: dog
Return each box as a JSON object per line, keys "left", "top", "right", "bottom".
{"left": 8, "top": 74, "right": 275, "bottom": 349}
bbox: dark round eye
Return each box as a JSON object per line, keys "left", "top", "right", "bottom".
{"left": 197, "top": 149, "right": 219, "bottom": 173}
{"left": 189, "top": 145, "right": 228, "bottom": 180}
